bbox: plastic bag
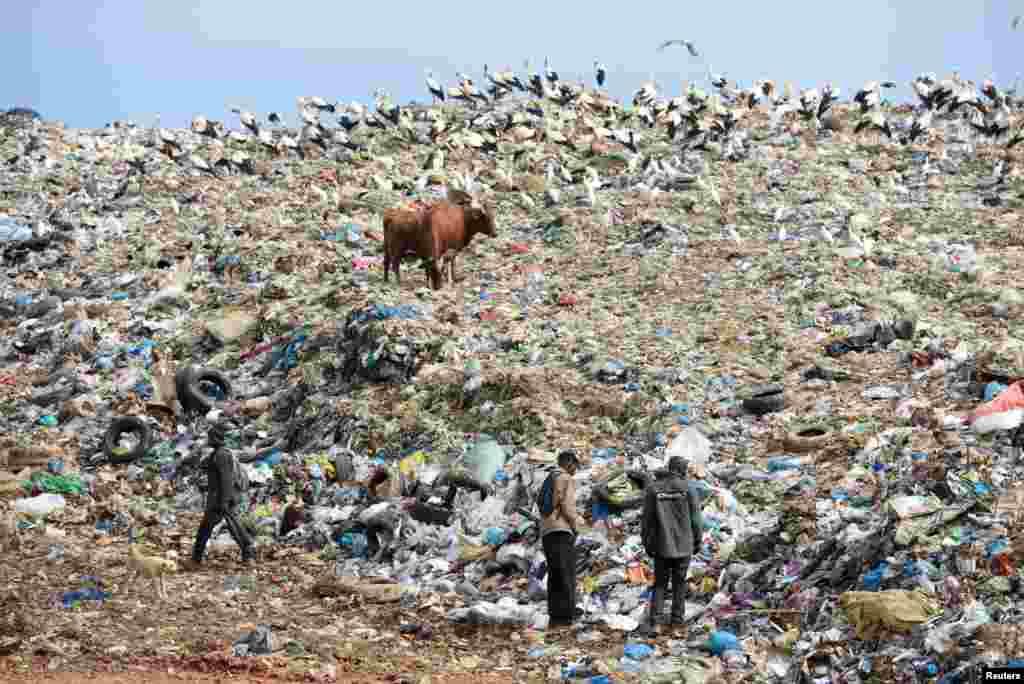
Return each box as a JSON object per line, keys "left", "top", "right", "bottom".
{"left": 14, "top": 493, "right": 66, "bottom": 517}
{"left": 466, "top": 495, "right": 506, "bottom": 530}
{"left": 972, "top": 409, "right": 1024, "bottom": 434}
{"left": 463, "top": 437, "right": 506, "bottom": 484}
{"left": 496, "top": 542, "right": 528, "bottom": 565}
{"left": 358, "top": 502, "right": 393, "bottom": 526}
{"left": 706, "top": 630, "right": 741, "bottom": 655}
{"left": 233, "top": 625, "right": 273, "bottom": 656}
{"left": 447, "top": 531, "right": 490, "bottom": 562}
{"left": 839, "top": 590, "right": 937, "bottom": 639}
{"left": 972, "top": 381, "right": 1024, "bottom": 420}
{"left": 624, "top": 643, "right": 654, "bottom": 660}
{"left": 666, "top": 426, "right": 712, "bottom": 465}
{"left": 417, "top": 464, "right": 441, "bottom": 487}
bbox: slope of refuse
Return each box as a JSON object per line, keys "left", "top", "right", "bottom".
{"left": 2, "top": 92, "right": 1024, "bottom": 683}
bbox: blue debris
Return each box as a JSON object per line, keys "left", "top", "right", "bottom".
{"left": 351, "top": 304, "right": 425, "bottom": 323}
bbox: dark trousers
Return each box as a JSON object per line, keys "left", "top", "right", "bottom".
{"left": 193, "top": 506, "right": 253, "bottom": 562}
{"left": 542, "top": 531, "right": 576, "bottom": 624}
{"left": 365, "top": 521, "right": 395, "bottom": 560}
{"left": 650, "top": 555, "right": 692, "bottom": 626}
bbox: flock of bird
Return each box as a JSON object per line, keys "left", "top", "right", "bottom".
{"left": 128, "top": 38, "right": 1024, "bottom": 190}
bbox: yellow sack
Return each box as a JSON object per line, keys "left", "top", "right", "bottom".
{"left": 839, "top": 590, "right": 937, "bottom": 640}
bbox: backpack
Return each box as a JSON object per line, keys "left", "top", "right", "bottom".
{"left": 231, "top": 453, "right": 249, "bottom": 493}
{"left": 537, "top": 470, "right": 558, "bottom": 517}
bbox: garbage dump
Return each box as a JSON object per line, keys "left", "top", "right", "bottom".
{"left": 3, "top": 73, "right": 1024, "bottom": 682}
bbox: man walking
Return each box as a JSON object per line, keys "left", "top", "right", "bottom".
{"left": 540, "top": 450, "right": 584, "bottom": 629}
{"left": 638, "top": 456, "right": 703, "bottom": 636}
{"left": 188, "top": 420, "right": 255, "bottom": 566}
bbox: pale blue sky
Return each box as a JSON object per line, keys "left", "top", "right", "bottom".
{"left": 5, "top": 1, "right": 1018, "bottom": 129}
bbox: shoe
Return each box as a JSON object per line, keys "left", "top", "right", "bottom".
{"left": 180, "top": 558, "right": 202, "bottom": 572}
{"left": 547, "top": 619, "right": 572, "bottom": 630}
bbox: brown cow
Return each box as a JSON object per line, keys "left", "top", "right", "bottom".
{"left": 422, "top": 202, "right": 497, "bottom": 290}
{"left": 382, "top": 207, "right": 431, "bottom": 285}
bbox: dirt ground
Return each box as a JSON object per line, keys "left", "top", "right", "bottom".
{"left": 0, "top": 675, "right": 514, "bottom": 684}
{"left": 0, "top": 665, "right": 518, "bottom": 684}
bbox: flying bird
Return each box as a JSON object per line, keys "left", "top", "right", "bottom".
{"left": 594, "top": 60, "right": 606, "bottom": 88}
{"left": 657, "top": 39, "right": 699, "bottom": 57}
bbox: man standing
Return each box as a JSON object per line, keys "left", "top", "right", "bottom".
{"left": 639, "top": 456, "right": 703, "bottom": 636}
{"left": 188, "top": 420, "right": 255, "bottom": 566}
{"left": 540, "top": 450, "right": 584, "bottom": 629}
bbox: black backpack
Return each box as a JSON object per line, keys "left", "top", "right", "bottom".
{"left": 537, "top": 470, "right": 558, "bottom": 517}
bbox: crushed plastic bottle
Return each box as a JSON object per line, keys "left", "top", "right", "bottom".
{"left": 0, "top": 216, "right": 33, "bottom": 242}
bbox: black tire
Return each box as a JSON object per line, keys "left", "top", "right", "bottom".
{"left": 176, "top": 366, "right": 232, "bottom": 414}
{"left": 742, "top": 383, "right": 786, "bottom": 416}
{"left": 104, "top": 416, "right": 151, "bottom": 464}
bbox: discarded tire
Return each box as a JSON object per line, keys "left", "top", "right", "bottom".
{"left": 175, "top": 366, "right": 232, "bottom": 414}
{"left": 742, "top": 384, "right": 786, "bottom": 416}
{"left": 783, "top": 427, "right": 833, "bottom": 453}
{"left": 103, "top": 416, "right": 151, "bottom": 464}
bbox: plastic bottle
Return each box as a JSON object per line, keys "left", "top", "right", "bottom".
{"left": 767, "top": 456, "right": 803, "bottom": 472}
{"left": 351, "top": 532, "right": 368, "bottom": 558}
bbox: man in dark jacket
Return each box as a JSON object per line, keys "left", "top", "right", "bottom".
{"left": 188, "top": 420, "right": 254, "bottom": 565}
{"left": 639, "top": 456, "right": 703, "bottom": 635}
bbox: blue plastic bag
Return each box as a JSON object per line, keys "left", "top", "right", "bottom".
{"left": 707, "top": 630, "right": 741, "bottom": 655}
{"left": 623, "top": 643, "right": 654, "bottom": 660}
{"left": 464, "top": 437, "right": 506, "bottom": 485}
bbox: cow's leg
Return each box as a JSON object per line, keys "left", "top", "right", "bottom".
{"left": 448, "top": 254, "right": 460, "bottom": 283}
{"left": 430, "top": 259, "right": 442, "bottom": 290}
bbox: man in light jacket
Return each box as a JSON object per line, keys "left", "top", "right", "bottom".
{"left": 540, "top": 450, "right": 584, "bottom": 629}
{"left": 638, "top": 456, "right": 703, "bottom": 636}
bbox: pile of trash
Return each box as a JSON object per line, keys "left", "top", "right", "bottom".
{"left": 3, "top": 87, "right": 1024, "bottom": 681}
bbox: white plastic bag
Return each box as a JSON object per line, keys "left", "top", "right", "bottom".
{"left": 972, "top": 409, "right": 1023, "bottom": 434}
{"left": 14, "top": 493, "right": 66, "bottom": 518}
{"left": 358, "top": 501, "right": 392, "bottom": 525}
{"left": 666, "top": 427, "right": 712, "bottom": 465}
{"left": 466, "top": 495, "right": 506, "bottom": 531}
{"left": 496, "top": 542, "right": 528, "bottom": 566}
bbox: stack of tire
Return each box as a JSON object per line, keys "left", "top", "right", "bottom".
{"left": 590, "top": 468, "right": 650, "bottom": 511}
{"left": 103, "top": 365, "right": 232, "bottom": 464}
